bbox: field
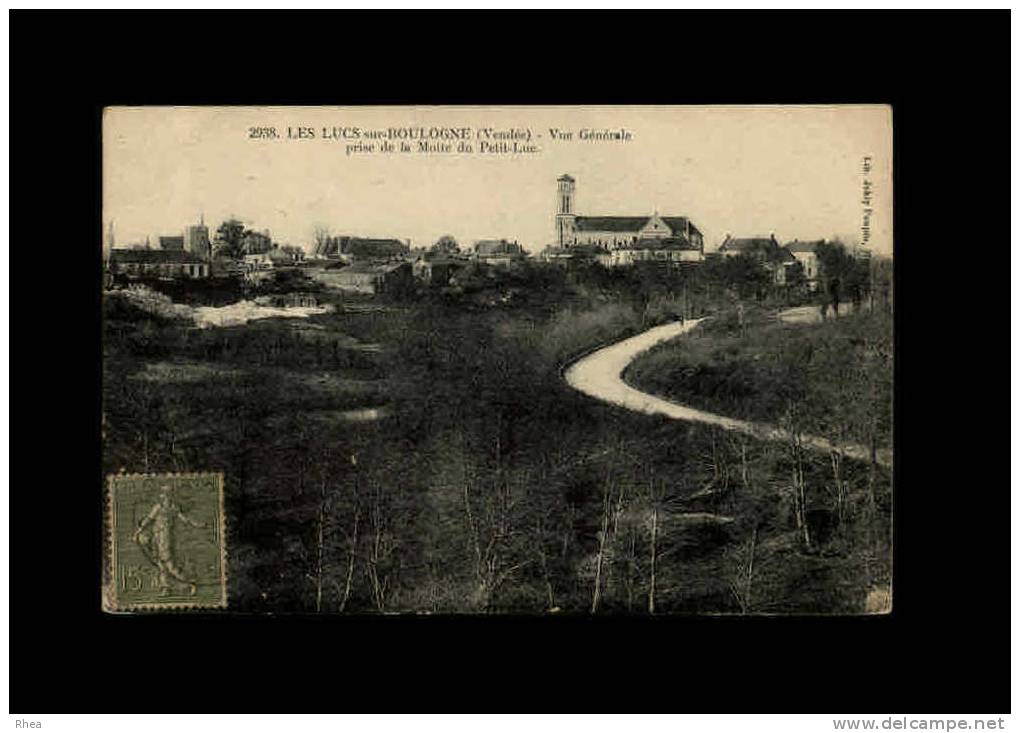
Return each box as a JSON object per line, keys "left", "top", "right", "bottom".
{"left": 102, "top": 267, "right": 892, "bottom": 614}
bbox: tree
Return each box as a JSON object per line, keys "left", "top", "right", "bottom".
{"left": 867, "top": 256, "right": 892, "bottom": 315}
{"left": 279, "top": 244, "right": 305, "bottom": 262}
{"left": 312, "top": 224, "right": 333, "bottom": 255}
{"left": 729, "top": 526, "right": 758, "bottom": 614}
{"left": 815, "top": 240, "right": 868, "bottom": 313}
{"left": 214, "top": 219, "right": 247, "bottom": 259}
{"left": 432, "top": 234, "right": 459, "bottom": 254}
{"left": 784, "top": 261, "right": 807, "bottom": 294}
{"left": 704, "top": 253, "right": 771, "bottom": 301}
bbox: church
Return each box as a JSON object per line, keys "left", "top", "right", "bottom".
{"left": 553, "top": 174, "right": 705, "bottom": 267}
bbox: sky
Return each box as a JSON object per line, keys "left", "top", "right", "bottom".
{"left": 104, "top": 105, "right": 893, "bottom": 256}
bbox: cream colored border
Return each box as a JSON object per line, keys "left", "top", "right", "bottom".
{"left": 103, "top": 472, "right": 227, "bottom": 613}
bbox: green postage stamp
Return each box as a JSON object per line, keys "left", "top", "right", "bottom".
{"left": 104, "top": 473, "right": 227, "bottom": 612}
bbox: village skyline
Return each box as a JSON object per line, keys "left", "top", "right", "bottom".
{"left": 103, "top": 106, "right": 894, "bottom": 257}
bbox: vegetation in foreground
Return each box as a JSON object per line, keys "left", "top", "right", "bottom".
{"left": 103, "top": 259, "right": 892, "bottom": 614}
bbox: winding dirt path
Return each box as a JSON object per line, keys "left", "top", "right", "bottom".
{"left": 564, "top": 318, "right": 891, "bottom": 468}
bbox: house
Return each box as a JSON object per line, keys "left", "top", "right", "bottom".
{"left": 343, "top": 238, "right": 408, "bottom": 261}
{"left": 241, "top": 251, "right": 290, "bottom": 284}
{"left": 109, "top": 249, "right": 210, "bottom": 279}
{"left": 244, "top": 252, "right": 275, "bottom": 271}
{"left": 718, "top": 234, "right": 780, "bottom": 258}
{"left": 210, "top": 255, "right": 246, "bottom": 278}
{"left": 184, "top": 221, "right": 211, "bottom": 259}
{"left": 153, "top": 220, "right": 211, "bottom": 258}
{"left": 313, "top": 236, "right": 409, "bottom": 262}
{"left": 472, "top": 239, "right": 525, "bottom": 267}
{"left": 159, "top": 235, "right": 185, "bottom": 251}
{"left": 413, "top": 254, "right": 468, "bottom": 286}
{"left": 553, "top": 174, "right": 704, "bottom": 266}
{"left": 718, "top": 234, "right": 800, "bottom": 285}
{"left": 539, "top": 243, "right": 607, "bottom": 266}
{"left": 538, "top": 245, "right": 576, "bottom": 266}
{"left": 311, "top": 261, "right": 412, "bottom": 295}
{"left": 243, "top": 248, "right": 294, "bottom": 272}
{"left": 278, "top": 246, "right": 306, "bottom": 264}
{"left": 241, "top": 230, "right": 274, "bottom": 255}
{"left": 784, "top": 239, "right": 826, "bottom": 291}
{"left": 597, "top": 236, "right": 704, "bottom": 268}
{"left": 770, "top": 247, "right": 799, "bottom": 285}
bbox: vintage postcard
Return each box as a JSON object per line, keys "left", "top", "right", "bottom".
{"left": 102, "top": 105, "right": 892, "bottom": 614}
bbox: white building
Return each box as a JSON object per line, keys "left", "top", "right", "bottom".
{"left": 784, "top": 239, "right": 825, "bottom": 291}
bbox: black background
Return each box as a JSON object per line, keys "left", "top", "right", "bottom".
{"left": 9, "top": 10, "right": 1009, "bottom": 713}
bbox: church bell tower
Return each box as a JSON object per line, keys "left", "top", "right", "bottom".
{"left": 556, "top": 174, "right": 576, "bottom": 247}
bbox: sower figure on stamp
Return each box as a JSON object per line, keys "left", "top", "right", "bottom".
{"left": 134, "top": 484, "right": 207, "bottom": 596}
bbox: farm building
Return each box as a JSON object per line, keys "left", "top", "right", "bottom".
{"left": 108, "top": 249, "right": 210, "bottom": 279}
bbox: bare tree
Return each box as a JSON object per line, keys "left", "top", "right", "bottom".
{"left": 314, "top": 468, "right": 327, "bottom": 613}
{"left": 366, "top": 480, "right": 396, "bottom": 613}
{"left": 648, "top": 499, "right": 659, "bottom": 614}
{"left": 829, "top": 448, "right": 848, "bottom": 528}
{"left": 432, "top": 234, "right": 459, "bottom": 254}
{"left": 590, "top": 472, "right": 614, "bottom": 614}
{"left": 782, "top": 402, "right": 813, "bottom": 552}
{"left": 311, "top": 224, "right": 333, "bottom": 255}
{"left": 336, "top": 474, "right": 361, "bottom": 613}
{"left": 625, "top": 526, "right": 639, "bottom": 612}
{"left": 790, "top": 435, "right": 811, "bottom": 552}
{"left": 643, "top": 474, "right": 666, "bottom": 615}
{"left": 701, "top": 428, "right": 730, "bottom": 494}
{"left": 461, "top": 448, "right": 528, "bottom": 612}
{"left": 729, "top": 526, "right": 758, "bottom": 614}
{"left": 533, "top": 516, "right": 557, "bottom": 611}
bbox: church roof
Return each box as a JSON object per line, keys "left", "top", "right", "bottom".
{"left": 661, "top": 216, "right": 686, "bottom": 229}
{"left": 159, "top": 236, "right": 185, "bottom": 249}
{"left": 632, "top": 236, "right": 700, "bottom": 251}
{"left": 557, "top": 174, "right": 575, "bottom": 182}
{"left": 574, "top": 216, "right": 652, "bottom": 232}
{"left": 574, "top": 216, "right": 697, "bottom": 236}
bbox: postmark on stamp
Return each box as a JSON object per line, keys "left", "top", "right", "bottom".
{"left": 104, "top": 472, "right": 226, "bottom": 612}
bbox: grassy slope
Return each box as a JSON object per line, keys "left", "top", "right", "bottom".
{"left": 624, "top": 307, "right": 893, "bottom": 450}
